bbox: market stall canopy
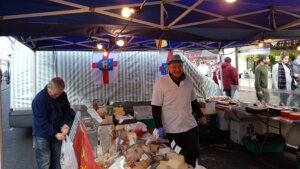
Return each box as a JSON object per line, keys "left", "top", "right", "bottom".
{"left": 1, "top": 0, "right": 300, "bottom": 51}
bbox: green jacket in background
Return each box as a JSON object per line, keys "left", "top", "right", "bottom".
{"left": 255, "top": 64, "right": 269, "bottom": 92}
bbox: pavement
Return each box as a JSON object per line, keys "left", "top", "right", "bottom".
{"left": 1, "top": 81, "right": 9, "bottom": 91}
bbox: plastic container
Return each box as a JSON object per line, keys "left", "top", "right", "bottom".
{"left": 281, "top": 110, "right": 291, "bottom": 118}
{"left": 290, "top": 112, "right": 300, "bottom": 120}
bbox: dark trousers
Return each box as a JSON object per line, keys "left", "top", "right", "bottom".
{"left": 279, "top": 92, "right": 290, "bottom": 106}
{"left": 225, "top": 90, "right": 231, "bottom": 98}
{"left": 166, "top": 126, "right": 200, "bottom": 167}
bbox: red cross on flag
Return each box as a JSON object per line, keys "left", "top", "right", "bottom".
{"left": 92, "top": 52, "right": 119, "bottom": 85}
{"left": 159, "top": 51, "right": 173, "bottom": 77}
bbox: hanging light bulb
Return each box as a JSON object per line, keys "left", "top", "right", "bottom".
{"left": 103, "top": 51, "right": 108, "bottom": 57}
{"left": 258, "top": 42, "right": 264, "bottom": 48}
{"left": 116, "top": 39, "right": 125, "bottom": 47}
{"left": 225, "top": 0, "right": 236, "bottom": 3}
{"left": 121, "top": 7, "right": 135, "bottom": 18}
{"left": 297, "top": 46, "right": 300, "bottom": 51}
{"left": 97, "top": 44, "right": 103, "bottom": 50}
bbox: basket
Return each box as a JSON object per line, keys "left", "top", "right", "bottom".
{"left": 242, "top": 134, "right": 284, "bottom": 154}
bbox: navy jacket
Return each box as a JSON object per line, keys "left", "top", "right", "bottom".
{"left": 32, "top": 86, "right": 71, "bottom": 139}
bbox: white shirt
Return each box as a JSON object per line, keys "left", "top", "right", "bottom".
{"left": 151, "top": 74, "right": 198, "bottom": 133}
{"left": 197, "top": 64, "right": 209, "bottom": 76}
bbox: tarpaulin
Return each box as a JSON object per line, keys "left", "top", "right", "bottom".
{"left": 73, "top": 120, "right": 100, "bottom": 169}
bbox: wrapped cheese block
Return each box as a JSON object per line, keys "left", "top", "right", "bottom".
{"left": 114, "top": 107, "right": 125, "bottom": 115}
{"left": 167, "top": 159, "right": 182, "bottom": 169}
{"left": 167, "top": 153, "right": 184, "bottom": 164}
{"left": 150, "top": 144, "right": 159, "bottom": 153}
{"left": 127, "top": 132, "right": 137, "bottom": 145}
{"left": 157, "top": 164, "right": 171, "bottom": 169}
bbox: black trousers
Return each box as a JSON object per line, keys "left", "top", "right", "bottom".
{"left": 166, "top": 126, "right": 200, "bottom": 167}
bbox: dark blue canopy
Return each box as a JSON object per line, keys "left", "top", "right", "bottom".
{"left": 1, "top": 0, "right": 299, "bottom": 50}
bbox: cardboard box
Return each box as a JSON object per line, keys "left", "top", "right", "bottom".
{"left": 200, "top": 102, "right": 216, "bottom": 115}
{"left": 230, "top": 120, "right": 258, "bottom": 144}
{"left": 133, "top": 106, "right": 152, "bottom": 120}
{"left": 240, "top": 102, "right": 253, "bottom": 109}
{"left": 216, "top": 109, "right": 230, "bottom": 130}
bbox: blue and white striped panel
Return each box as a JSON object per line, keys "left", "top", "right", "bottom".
{"left": 10, "top": 40, "right": 34, "bottom": 109}
{"left": 180, "top": 54, "right": 220, "bottom": 101}
{"left": 11, "top": 48, "right": 218, "bottom": 109}
{"left": 69, "top": 111, "right": 81, "bottom": 142}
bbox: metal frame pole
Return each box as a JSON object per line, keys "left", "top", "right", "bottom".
{"left": 0, "top": 78, "right": 3, "bottom": 169}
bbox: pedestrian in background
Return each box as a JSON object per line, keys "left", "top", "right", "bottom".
{"left": 290, "top": 52, "right": 300, "bottom": 106}
{"left": 255, "top": 55, "right": 270, "bottom": 103}
{"left": 0, "top": 68, "right": 2, "bottom": 84}
{"left": 272, "top": 51, "right": 295, "bottom": 106}
{"left": 221, "top": 57, "right": 239, "bottom": 97}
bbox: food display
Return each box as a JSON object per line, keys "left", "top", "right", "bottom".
{"left": 206, "top": 96, "right": 231, "bottom": 102}
{"left": 94, "top": 122, "right": 191, "bottom": 169}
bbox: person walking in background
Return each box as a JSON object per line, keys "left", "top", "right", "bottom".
{"left": 272, "top": 51, "right": 295, "bottom": 106}
{"left": 212, "top": 63, "right": 220, "bottom": 86}
{"left": 255, "top": 55, "right": 270, "bottom": 103}
{"left": 221, "top": 57, "right": 239, "bottom": 97}
{"left": 291, "top": 52, "right": 300, "bottom": 106}
{"left": 0, "top": 68, "right": 2, "bottom": 84}
{"left": 197, "top": 61, "right": 209, "bottom": 77}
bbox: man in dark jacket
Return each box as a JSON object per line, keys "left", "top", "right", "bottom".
{"left": 221, "top": 57, "right": 239, "bottom": 97}
{"left": 32, "top": 77, "right": 71, "bottom": 169}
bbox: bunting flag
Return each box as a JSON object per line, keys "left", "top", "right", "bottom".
{"left": 159, "top": 51, "right": 173, "bottom": 76}
{"left": 92, "top": 52, "right": 119, "bottom": 85}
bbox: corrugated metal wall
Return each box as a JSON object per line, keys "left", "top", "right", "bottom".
{"left": 10, "top": 43, "right": 219, "bottom": 109}
{"left": 10, "top": 40, "right": 34, "bottom": 108}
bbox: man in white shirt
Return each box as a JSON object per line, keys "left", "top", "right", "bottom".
{"left": 151, "top": 54, "right": 207, "bottom": 167}
{"left": 197, "top": 61, "right": 209, "bottom": 76}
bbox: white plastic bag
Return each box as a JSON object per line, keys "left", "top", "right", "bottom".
{"left": 60, "top": 135, "right": 78, "bottom": 169}
{"left": 232, "top": 90, "right": 239, "bottom": 100}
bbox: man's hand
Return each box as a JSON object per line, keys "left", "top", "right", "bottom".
{"left": 55, "top": 133, "right": 66, "bottom": 141}
{"left": 258, "top": 91, "right": 263, "bottom": 96}
{"left": 200, "top": 117, "right": 207, "bottom": 125}
{"left": 61, "top": 124, "right": 70, "bottom": 136}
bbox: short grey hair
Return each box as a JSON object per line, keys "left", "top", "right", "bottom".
{"left": 48, "top": 77, "right": 65, "bottom": 91}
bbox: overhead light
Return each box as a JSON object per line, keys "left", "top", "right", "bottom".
{"left": 225, "top": 0, "right": 236, "bottom": 3}
{"left": 297, "top": 46, "right": 300, "bottom": 51}
{"left": 258, "top": 42, "right": 264, "bottom": 48}
{"left": 121, "top": 7, "right": 135, "bottom": 18}
{"left": 103, "top": 51, "right": 109, "bottom": 57}
{"left": 116, "top": 39, "right": 125, "bottom": 47}
{"left": 219, "top": 51, "right": 223, "bottom": 55}
{"left": 97, "top": 44, "right": 103, "bottom": 50}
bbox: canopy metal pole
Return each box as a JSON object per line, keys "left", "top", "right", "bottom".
{"left": 167, "top": 0, "right": 204, "bottom": 29}
{"left": 0, "top": 80, "right": 3, "bottom": 169}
